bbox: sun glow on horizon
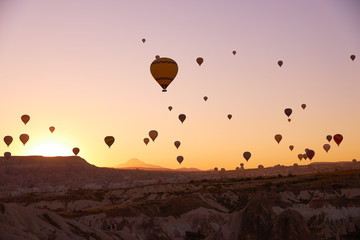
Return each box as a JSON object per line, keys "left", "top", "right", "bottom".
{"left": 26, "top": 142, "right": 72, "bottom": 157}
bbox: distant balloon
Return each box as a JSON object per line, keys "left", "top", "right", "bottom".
{"left": 301, "top": 104, "right": 306, "bottom": 109}
{"left": 297, "top": 154, "right": 303, "bottom": 161}
{"left": 150, "top": 57, "right": 178, "bottom": 92}
{"left": 288, "top": 118, "right": 291, "bottom": 122}
{"left": 155, "top": 55, "right": 160, "bottom": 59}
{"left": 274, "top": 134, "right": 282, "bottom": 144}
{"left": 333, "top": 134, "right": 343, "bottom": 146}
{"left": 49, "top": 126, "right": 55, "bottom": 133}
{"left": 350, "top": 55, "right": 356, "bottom": 61}
{"left": 243, "top": 151, "right": 251, "bottom": 161}
{"left": 227, "top": 114, "right": 232, "bottom": 120}
{"left": 353, "top": 159, "right": 357, "bottom": 164}
{"left": 143, "top": 138, "right": 150, "bottom": 145}
{"left": 278, "top": 60, "right": 283, "bottom": 67}
{"left": 203, "top": 96, "right": 208, "bottom": 101}
{"left": 149, "top": 130, "right": 158, "bottom": 141}
{"left": 289, "top": 145, "right": 294, "bottom": 151}
{"left": 196, "top": 57, "right": 204, "bottom": 66}
{"left": 323, "top": 144, "right": 331, "bottom": 153}
{"left": 174, "top": 141, "right": 181, "bottom": 149}
{"left": 178, "top": 114, "right": 186, "bottom": 123}
{"left": 104, "top": 136, "right": 115, "bottom": 148}
{"left": 232, "top": 51, "right": 236, "bottom": 55}
{"left": 4, "top": 136, "right": 13, "bottom": 147}
{"left": 177, "top": 156, "right": 184, "bottom": 164}
{"left": 4, "top": 152, "right": 11, "bottom": 160}
{"left": 21, "top": 115, "right": 30, "bottom": 125}
{"left": 258, "top": 165, "right": 264, "bottom": 169}
{"left": 72, "top": 147, "right": 80, "bottom": 156}
{"left": 19, "top": 134, "right": 29, "bottom": 146}
{"left": 303, "top": 154, "right": 308, "bottom": 160}
{"left": 284, "top": 108, "right": 292, "bottom": 118}
{"left": 326, "top": 135, "right": 332, "bottom": 142}
{"left": 168, "top": 106, "right": 173, "bottom": 111}
{"left": 142, "top": 38, "right": 146, "bottom": 43}
{"left": 307, "top": 150, "right": 315, "bottom": 160}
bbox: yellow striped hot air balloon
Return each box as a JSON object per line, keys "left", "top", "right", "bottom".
{"left": 150, "top": 57, "right": 178, "bottom": 92}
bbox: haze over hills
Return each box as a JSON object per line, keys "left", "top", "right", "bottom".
{"left": 114, "top": 158, "right": 202, "bottom": 171}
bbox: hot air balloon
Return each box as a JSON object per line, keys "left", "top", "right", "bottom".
{"left": 174, "top": 141, "right": 181, "bottom": 149}
{"left": 307, "top": 150, "right": 315, "bottom": 160}
{"left": 155, "top": 55, "right": 160, "bottom": 59}
{"left": 227, "top": 114, "right": 232, "bottom": 120}
{"left": 143, "top": 138, "right": 149, "bottom": 145}
{"left": 232, "top": 51, "right": 236, "bottom": 55}
{"left": 274, "top": 134, "right": 282, "bottom": 144}
{"left": 179, "top": 114, "right": 186, "bottom": 123}
{"left": 278, "top": 60, "right": 283, "bottom": 67}
{"left": 150, "top": 57, "right": 178, "bottom": 92}
{"left": 203, "top": 96, "right": 208, "bottom": 101}
{"left": 289, "top": 145, "right": 294, "bottom": 151}
{"left": 19, "top": 134, "right": 29, "bottom": 146}
{"left": 350, "top": 55, "right": 356, "bottom": 61}
{"left": 323, "top": 144, "right": 330, "bottom": 153}
{"left": 142, "top": 38, "right": 146, "bottom": 43}
{"left": 177, "top": 156, "right": 184, "bottom": 164}
{"left": 297, "top": 154, "right": 303, "bottom": 161}
{"left": 196, "top": 57, "right": 203, "bottom": 66}
{"left": 73, "top": 147, "right": 80, "bottom": 156}
{"left": 353, "top": 159, "right": 357, "bottom": 164}
{"left": 284, "top": 108, "right": 292, "bottom": 118}
{"left": 149, "top": 130, "right": 158, "bottom": 141}
{"left": 4, "top": 136, "right": 13, "bottom": 147}
{"left": 104, "top": 136, "right": 115, "bottom": 148}
{"left": 301, "top": 104, "right": 306, "bottom": 109}
{"left": 4, "top": 152, "right": 11, "bottom": 160}
{"left": 326, "top": 135, "right": 332, "bottom": 142}
{"left": 258, "top": 165, "right": 264, "bottom": 169}
{"left": 243, "top": 151, "right": 251, "bottom": 161}
{"left": 21, "top": 115, "right": 30, "bottom": 125}
{"left": 168, "top": 106, "right": 173, "bottom": 111}
{"left": 49, "top": 126, "right": 55, "bottom": 133}
{"left": 333, "top": 134, "right": 343, "bottom": 146}
{"left": 288, "top": 119, "right": 291, "bottom": 122}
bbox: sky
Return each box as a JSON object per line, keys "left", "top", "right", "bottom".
{"left": 0, "top": 0, "right": 359, "bottom": 170}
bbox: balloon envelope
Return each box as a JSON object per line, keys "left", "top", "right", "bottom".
{"left": 289, "top": 145, "right": 294, "bottom": 151}
{"left": 203, "top": 96, "right": 208, "bottom": 101}
{"left": 4, "top": 152, "right": 11, "bottom": 160}
{"left": 49, "top": 126, "right": 55, "bottom": 133}
{"left": 142, "top": 38, "right": 146, "bottom": 43}
{"left": 168, "top": 106, "right": 173, "bottom": 111}
{"left": 284, "top": 108, "right": 292, "bottom": 117}
{"left": 149, "top": 130, "right": 158, "bottom": 141}
{"left": 303, "top": 154, "right": 308, "bottom": 160}
{"left": 4, "top": 136, "right": 13, "bottom": 147}
{"left": 274, "top": 134, "right": 282, "bottom": 144}
{"left": 333, "top": 134, "right": 343, "bottom": 146}
{"left": 297, "top": 154, "right": 303, "bottom": 161}
{"left": 73, "top": 147, "right": 80, "bottom": 156}
{"left": 232, "top": 51, "right": 236, "bottom": 55}
{"left": 177, "top": 156, "right": 184, "bottom": 164}
{"left": 104, "top": 136, "right": 115, "bottom": 148}
{"left": 243, "top": 151, "right": 251, "bottom": 161}
{"left": 150, "top": 57, "right": 178, "bottom": 92}
{"left": 21, "top": 115, "right": 30, "bottom": 125}
{"left": 19, "top": 134, "right": 29, "bottom": 146}
{"left": 227, "top": 114, "right": 232, "bottom": 120}
{"left": 278, "top": 60, "right": 283, "bottom": 67}
{"left": 143, "top": 138, "right": 149, "bottom": 145}
{"left": 301, "top": 104, "right": 306, "bottom": 109}
{"left": 326, "top": 135, "right": 332, "bottom": 142}
{"left": 307, "top": 150, "right": 315, "bottom": 160}
{"left": 179, "top": 114, "right": 186, "bottom": 123}
{"left": 323, "top": 144, "right": 330, "bottom": 153}
{"left": 174, "top": 141, "right": 181, "bottom": 149}
{"left": 196, "top": 57, "right": 203, "bottom": 66}
{"left": 350, "top": 55, "right": 356, "bottom": 61}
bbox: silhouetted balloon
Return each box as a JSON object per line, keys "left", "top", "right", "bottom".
{"left": 274, "top": 134, "right": 282, "bottom": 144}
{"left": 174, "top": 141, "right": 181, "bottom": 149}
{"left": 333, "top": 134, "right": 343, "bottom": 146}
{"left": 196, "top": 57, "right": 203, "bottom": 66}
{"left": 243, "top": 151, "right": 251, "bottom": 161}
{"left": 73, "top": 147, "right": 80, "bottom": 156}
{"left": 289, "top": 145, "right": 294, "bottom": 151}
{"left": 232, "top": 51, "right": 236, "bottom": 55}
{"left": 104, "top": 136, "right": 115, "bottom": 148}
{"left": 21, "top": 115, "right": 30, "bottom": 125}
{"left": 353, "top": 159, "right": 357, "bottom": 164}
{"left": 150, "top": 57, "right": 178, "bottom": 92}
{"left": 142, "top": 38, "right": 146, "bottom": 43}
{"left": 155, "top": 55, "right": 160, "bottom": 59}
{"left": 301, "top": 104, "right": 306, "bottom": 109}
{"left": 19, "top": 134, "right": 29, "bottom": 146}
{"left": 149, "top": 130, "right": 158, "bottom": 141}
{"left": 143, "top": 138, "right": 149, "bottom": 145}
{"left": 288, "top": 118, "right": 291, "bottom": 122}
{"left": 350, "top": 55, "right": 356, "bottom": 61}
{"left": 227, "top": 114, "right": 232, "bottom": 120}
{"left": 298, "top": 154, "right": 303, "bottom": 161}
{"left": 4, "top": 136, "right": 13, "bottom": 147}
{"left": 168, "top": 106, "right": 173, "bottom": 111}
{"left": 4, "top": 152, "right": 11, "bottom": 160}
{"left": 179, "top": 114, "right": 186, "bottom": 123}
{"left": 326, "top": 135, "right": 332, "bottom": 142}
{"left": 203, "top": 96, "right": 208, "bottom": 101}
{"left": 284, "top": 108, "right": 292, "bottom": 118}
{"left": 307, "top": 150, "right": 315, "bottom": 160}
{"left": 177, "top": 156, "right": 184, "bottom": 164}
{"left": 323, "top": 144, "right": 330, "bottom": 153}
{"left": 49, "top": 126, "right": 55, "bottom": 133}
{"left": 278, "top": 60, "right": 283, "bottom": 67}
{"left": 258, "top": 165, "right": 264, "bottom": 169}
{"left": 303, "top": 154, "right": 308, "bottom": 160}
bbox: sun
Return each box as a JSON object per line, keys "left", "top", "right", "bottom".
{"left": 27, "top": 142, "right": 72, "bottom": 157}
